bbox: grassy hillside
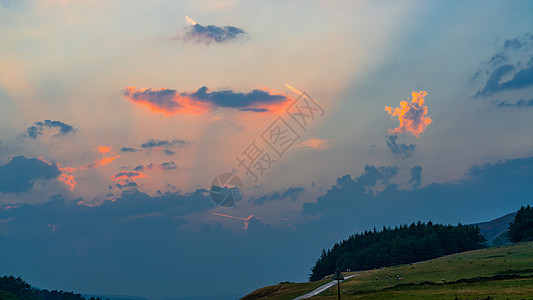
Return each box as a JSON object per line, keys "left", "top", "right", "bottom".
{"left": 242, "top": 241, "right": 533, "bottom": 299}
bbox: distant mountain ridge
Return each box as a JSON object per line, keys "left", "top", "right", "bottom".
{"left": 472, "top": 211, "right": 516, "bottom": 246}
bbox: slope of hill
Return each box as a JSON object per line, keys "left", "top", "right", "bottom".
{"left": 242, "top": 241, "right": 533, "bottom": 299}
{"left": 473, "top": 212, "right": 516, "bottom": 246}
{"left": 309, "top": 222, "right": 486, "bottom": 281}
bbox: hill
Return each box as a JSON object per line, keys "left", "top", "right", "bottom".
{"left": 0, "top": 275, "right": 104, "bottom": 300}
{"left": 308, "top": 222, "right": 486, "bottom": 281}
{"left": 242, "top": 241, "right": 533, "bottom": 299}
{"left": 473, "top": 211, "right": 516, "bottom": 246}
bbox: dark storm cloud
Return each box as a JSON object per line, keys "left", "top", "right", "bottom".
{"left": 496, "top": 98, "right": 533, "bottom": 107}
{"left": 0, "top": 190, "right": 306, "bottom": 299}
{"left": 183, "top": 23, "right": 248, "bottom": 45}
{"left": 24, "top": 119, "right": 75, "bottom": 139}
{"left": 0, "top": 156, "right": 61, "bottom": 193}
{"left": 386, "top": 135, "right": 416, "bottom": 159}
{"left": 303, "top": 156, "right": 533, "bottom": 231}
{"left": 2, "top": 156, "right": 533, "bottom": 298}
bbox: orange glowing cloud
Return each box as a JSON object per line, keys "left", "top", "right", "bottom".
{"left": 39, "top": 155, "right": 119, "bottom": 191}
{"left": 37, "top": 156, "right": 52, "bottom": 165}
{"left": 122, "top": 86, "right": 292, "bottom": 115}
{"left": 79, "top": 155, "right": 120, "bottom": 169}
{"left": 297, "top": 138, "right": 331, "bottom": 150}
{"left": 95, "top": 145, "right": 111, "bottom": 153}
{"left": 122, "top": 86, "right": 209, "bottom": 115}
{"left": 385, "top": 91, "right": 432, "bottom": 137}
{"left": 58, "top": 173, "right": 77, "bottom": 191}
{"left": 38, "top": 156, "right": 78, "bottom": 191}
{"left": 111, "top": 171, "right": 148, "bottom": 186}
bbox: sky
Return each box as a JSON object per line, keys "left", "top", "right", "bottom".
{"left": 1, "top": 0, "right": 533, "bottom": 299}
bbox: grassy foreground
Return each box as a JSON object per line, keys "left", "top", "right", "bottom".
{"left": 242, "top": 242, "right": 533, "bottom": 299}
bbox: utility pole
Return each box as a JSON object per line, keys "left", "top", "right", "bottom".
{"left": 332, "top": 269, "right": 345, "bottom": 300}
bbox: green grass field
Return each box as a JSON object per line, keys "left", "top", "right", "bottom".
{"left": 242, "top": 242, "right": 533, "bottom": 299}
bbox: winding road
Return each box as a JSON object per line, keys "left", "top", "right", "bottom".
{"left": 292, "top": 274, "right": 359, "bottom": 300}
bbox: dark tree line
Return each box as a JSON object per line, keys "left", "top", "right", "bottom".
{"left": 0, "top": 275, "right": 104, "bottom": 300}
{"left": 508, "top": 205, "right": 533, "bottom": 243}
{"left": 309, "top": 221, "right": 486, "bottom": 281}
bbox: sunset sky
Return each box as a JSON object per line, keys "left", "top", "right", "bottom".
{"left": 1, "top": 1, "right": 532, "bottom": 299}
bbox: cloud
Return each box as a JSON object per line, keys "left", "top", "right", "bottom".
{"left": 487, "top": 53, "right": 508, "bottom": 67}
{"left": 496, "top": 98, "right": 533, "bottom": 107}
{"left": 385, "top": 91, "right": 432, "bottom": 138}
{"left": 111, "top": 171, "right": 148, "bottom": 187}
{"left": 133, "top": 163, "right": 154, "bottom": 172}
{"left": 57, "top": 173, "right": 76, "bottom": 191}
{"left": 0, "top": 190, "right": 278, "bottom": 298}
{"left": 474, "top": 33, "right": 533, "bottom": 98}
{"left": 476, "top": 65, "right": 533, "bottom": 96}
{"left": 24, "top": 119, "right": 75, "bottom": 139}
{"left": 181, "top": 16, "right": 248, "bottom": 45}
{"left": 386, "top": 135, "right": 416, "bottom": 159}
{"left": 303, "top": 156, "right": 533, "bottom": 233}
{"left": 95, "top": 146, "right": 111, "bottom": 154}
{"left": 384, "top": 91, "right": 430, "bottom": 158}
{"left": 122, "top": 86, "right": 290, "bottom": 115}
{"left": 121, "top": 139, "right": 185, "bottom": 156}
{"left": 408, "top": 166, "right": 422, "bottom": 189}
{"left": 3, "top": 156, "right": 533, "bottom": 298}
{"left": 164, "top": 149, "right": 176, "bottom": 155}
{"left": 50, "top": 155, "right": 120, "bottom": 191}
{"left": 79, "top": 155, "right": 120, "bottom": 170}
{"left": 251, "top": 187, "right": 304, "bottom": 205}
{"left": 504, "top": 38, "right": 523, "bottom": 50}
{"left": 159, "top": 161, "right": 177, "bottom": 170}
{"left": 112, "top": 171, "right": 148, "bottom": 181}
{"left": 238, "top": 108, "right": 269, "bottom": 112}
{"left": 190, "top": 86, "right": 287, "bottom": 109}
{"left": 0, "top": 156, "right": 61, "bottom": 193}
{"left": 296, "top": 138, "right": 331, "bottom": 150}
{"left": 120, "top": 147, "right": 142, "bottom": 153}
{"left": 141, "top": 139, "right": 186, "bottom": 149}
{"left": 122, "top": 86, "right": 208, "bottom": 115}
{"left": 357, "top": 165, "right": 398, "bottom": 187}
